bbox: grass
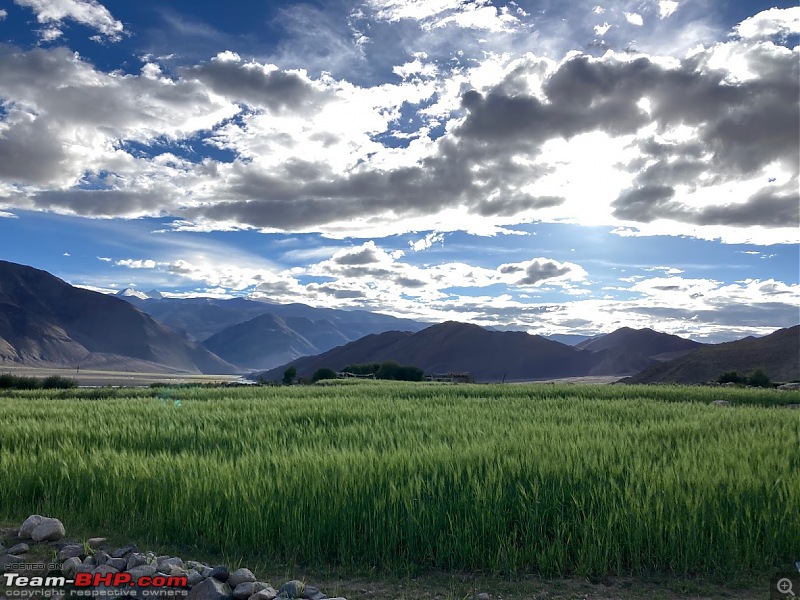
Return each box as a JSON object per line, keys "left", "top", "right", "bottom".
{"left": 0, "top": 382, "right": 797, "bottom": 580}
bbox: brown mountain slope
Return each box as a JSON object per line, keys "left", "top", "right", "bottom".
{"left": 0, "top": 260, "right": 238, "bottom": 374}
{"left": 622, "top": 325, "right": 799, "bottom": 384}
{"left": 259, "top": 321, "right": 606, "bottom": 382}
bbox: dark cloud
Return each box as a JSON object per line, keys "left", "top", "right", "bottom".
{"left": 394, "top": 276, "right": 427, "bottom": 288}
{"left": 611, "top": 186, "right": 676, "bottom": 222}
{"left": 516, "top": 261, "right": 573, "bottom": 286}
{"left": 334, "top": 247, "right": 379, "bottom": 265}
{"left": 186, "top": 58, "right": 325, "bottom": 112}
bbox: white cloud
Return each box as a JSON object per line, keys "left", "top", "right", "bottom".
{"left": 116, "top": 259, "right": 157, "bottom": 269}
{"left": 0, "top": 211, "right": 17, "bottom": 218}
{"left": 39, "top": 27, "right": 63, "bottom": 41}
{"left": 658, "top": 1, "right": 679, "bottom": 19}
{"left": 409, "top": 232, "right": 444, "bottom": 252}
{"left": 0, "top": 9, "right": 7, "bottom": 20}
{"left": 594, "top": 22, "right": 611, "bottom": 36}
{"left": 624, "top": 12, "right": 644, "bottom": 26}
{"left": 734, "top": 7, "right": 800, "bottom": 40}
{"left": 14, "top": 0, "right": 125, "bottom": 41}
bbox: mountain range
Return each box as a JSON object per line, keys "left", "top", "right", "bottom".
{"left": 118, "top": 294, "right": 429, "bottom": 371}
{"left": 0, "top": 260, "right": 236, "bottom": 374}
{"left": 1, "top": 260, "right": 797, "bottom": 383}
{"left": 623, "top": 325, "right": 800, "bottom": 384}
{"left": 257, "top": 321, "right": 708, "bottom": 383}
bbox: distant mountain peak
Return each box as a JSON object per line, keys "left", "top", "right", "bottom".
{"left": 116, "top": 287, "right": 149, "bottom": 300}
{"left": 116, "top": 288, "right": 163, "bottom": 300}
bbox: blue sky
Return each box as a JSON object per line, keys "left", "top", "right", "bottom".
{"left": 0, "top": 0, "right": 798, "bottom": 341}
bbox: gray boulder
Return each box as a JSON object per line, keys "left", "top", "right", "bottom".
{"left": 8, "top": 543, "right": 29, "bottom": 555}
{"left": 127, "top": 565, "right": 157, "bottom": 582}
{"left": 712, "top": 400, "right": 730, "bottom": 407}
{"left": 61, "top": 557, "right": 82, "bottom": 577}
{"left": 91, "top": 564, "right": 120, "bottom": 576}
{"left": 300, "top": 586, "right": 326, "bottom": 600}
{"left": 0, "top": 554, "right": 25, "bottom": 572}
{"left": 58, "top": 544, "right": 84, "bottom": 561}
{"left": 209, "top": 566, "right": 230, "bottom": 582}
{"left": 278, "top": 581, "right": 304, "bottom": 598}
{"left": 229, "top": 569, "right": 257, "bottom": 588}
{"left": 232, "top": 582, "right": 268, "bottom": 600}
{"left": 87, "top": 537, "right": 107, "bottom": 549}
{"left": 247, "top": 589, "right": 278, "bottom": 600}
{"left": 187, "top": 577, "right": 233, "bottom": 600}
{"left": 18, "top": 515, "right": 45, "bottom": 538}
{"left": 105, "top": 557, "right": 127, "bottom": 571}
{"left": 31, "top": 518, "right": 66, "bottom": 542}
{"left": 127, "top": 553, "right": 147, "bottom": 571}
{"left": 187, "top": 570, "right": 206, "bottom": 588}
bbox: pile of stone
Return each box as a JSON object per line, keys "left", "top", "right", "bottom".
{"left": 1, "top": 515, "right": 346, "bottom": 600}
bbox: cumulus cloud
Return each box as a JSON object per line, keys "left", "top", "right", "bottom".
{"left": 0, "top": 9, "right": 7, "bottom": 20}
{"left": 13, "top": 0, "right": 124, "bottom": 41}
{"left": 734, "top": 7, "right": 800, "bottom": 40}
{"left": 658, "top": 1, "right": 679, "bottom": 19}
{"left": 624, "top": 12, "right": 643, "bottom": 26}
{"left": 0, "top": 8, "right": 797, "bottom": 244}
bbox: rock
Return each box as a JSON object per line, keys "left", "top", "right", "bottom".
{"left": 209, "top": 566, "right": 230, "bottom": 582}
{"left": 187, "top": 577, "right": 233, "bottom": 600}
{"left": 187, "top": 571, "right": 206, "bottom": 588}
{"left": 87, "top": 537, "right": 107, "bottom": 549}
{"left": 278, "top": 581, "right": 305, "bottom": 598}
{"left": 158, "top": 564, "right": 187, "bottom": 577}
{"left": 778, "top": 382, "right": 800, "bottom": 390}
{"left": 247, "top": 589, "right": 278, "bottom": 600}
{"left": 158, "top": 557, "right": 185, "bottom": 569}
{"left": 31, "top": 518, "right": 66, "bottom": 542}
{"left": 75, "top": 563, "right": 95, "bottom": 574}
{"left": 127, "top": 553, "right": 147, "bottom": 571}
{"left": 127, "top": 565, "right": 157, "bottom": 582}
{"left": 8, "top": 543, "right": 29, "bottom": 555}
{"left": 712, "top": 400, "right": 730, "bottom": 407}
{"left": 82, "top": 555, "right": 96, "bottom": 566}
{"left": 92, "top": 564, "right": 120, "bottom": 576}
{"left": 233, "top": 582, "right": 268, "bottom": 600}
{"left": 200, "top": 566, "right": 214, "bottom": 578}
{"left": 0, "top": 554, "right": 25, "bottom": 572}
{"left": 0, "top": 545, "right": 6, "bottom": 555}
{"left": 229, "top": 569, "right": 257, "bottom": 588}
{"left": 478, "top": 594, "right": 490, "bottom": 600}
{"left": 62, "top": 557, "right": 82, "bottom": 577}
{"left": 300, "top": 585, "right": 326, "bottom": 600}
{"left": 106, "top": 557, "right": 127, "bottom": 571}
{"left": 57, "top": 544, "right": 84, "bottom": 561}
{"left": 94, "top": 550, "right": 110, "bottom": 565}
{"left": 18, "top": 515, "right": 45, "bottom": 539}
{"left": 110, "top": 543, "right": 137, "bottom": 559}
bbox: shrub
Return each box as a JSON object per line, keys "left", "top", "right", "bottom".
{"left": 312, "top": 367, "right": 338, "bottom": 382}
{"left": 41, "top": 375, "right": 78, "bottom": 389}
{"left": 746, "top": 369, "right": 771, "bottom": 388}
{"left": 717, "top": 371, "right": 745, "bottom": 385}
{"left": 282, "top": 366, "right": 297, "bottom": 385}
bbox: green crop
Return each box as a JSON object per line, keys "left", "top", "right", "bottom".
{"left": 0, "top": 382, "right": 797, "bottom": 577}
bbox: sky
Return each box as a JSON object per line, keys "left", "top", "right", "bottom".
{"left": 0, "top": 0, "right": 798, "bottom": 342}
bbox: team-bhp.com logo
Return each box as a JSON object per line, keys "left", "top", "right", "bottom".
{"left": 3, "top": 572, "right": 188, "bottom": 597}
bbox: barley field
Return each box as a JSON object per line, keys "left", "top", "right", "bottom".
{"left": 0, "top": 382, "right": 797, "bottom": 577}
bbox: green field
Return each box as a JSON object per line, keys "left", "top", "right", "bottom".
{"left": 0, "top": 382, "right": 797, "bottom": 579}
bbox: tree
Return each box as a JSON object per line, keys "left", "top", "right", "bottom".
{"left": 717, "top": 371, "right": 744, "bottom": 385}
{"left": 376, "top": 360, "right": 400, "bottom": 380}
{"left": 395, "top": 365, "right": 424, "bottom": 381}
{"left": 312, "top": 367, "right": 338, "bottom": 382}
{"left": 282, "top": 366, "right": 297, "bottom": 385}
{"left": 746, "top": 368, "right": 771, "bottom": 388}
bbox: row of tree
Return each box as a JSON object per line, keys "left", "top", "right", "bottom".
{"left": 717, "top": 369, "right": 772, "bottom": 388}
{"left": 281, "top": 360, "right": 426, "bottom": 384}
